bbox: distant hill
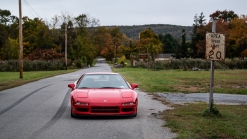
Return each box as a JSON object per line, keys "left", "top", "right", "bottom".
{"left": 103, "top": 24, "right": 193, "bottom": 41}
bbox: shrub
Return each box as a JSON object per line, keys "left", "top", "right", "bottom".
{"left": 202, "top": 100, "right": 222, "bottom": 117}
{"left": 0, "top": 60, "right": 73, "bottom": 71}
{"left": 133, "top": 59, "right": 247, "bottom": 70}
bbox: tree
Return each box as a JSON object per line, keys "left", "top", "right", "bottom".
{"left": 196, "top": 22, "right": 212, "bottom": 58}
{"left": 192, "top": 10, "right": 246, "bottom": 59}
{"left": 0, "top": 24, "right": 8, "bottom": 59}
{"left": 173, "top": 29, "right": 190, "bottom": 59}
{"left": 181, "top": 29, "right": 188, "bottom": 58}
{"left": 208, "top": 10, "right": 245, "bottom": 59}
{"left": 227, "top": 17, "right": 247, "bottom": 58}
{"left": 210, "top": 10, "right": 238, "bottom": 24}
{"left": 0, "top": 37, "right": 19, "bottom": 60}
{"left": 74, "top": 14, "right": 88, "bottom": 36}
{"left": 28, "top": 49, "right": 63, "bottom": 60}
{"left": 22, "top": 17, "right": 57, "bottom": 58}
{"left": 138, "top": 28, "right": 162, "bottom": 61}
{"left": 116, "top": 34, "right": 132, "bottom": 60}
{"left": 91, "top": 27, "right": 111, "bottom": 58}
{"left": 0, "top": 9, "right": 19, "bottom": 60}
{"left": 70, "top": 34, "right": 96, "bottom": 66}
{"left": 158, "top": 33, "right": 178, "bottom": 53}
{"left": 7, "top": 37, "right": 19, "bottom": 59}
{"left": 0, "top": 9, "right": 11, "bottom": 25}
{"left": 69, "top": 13, "right": 100, "bottom": 65}
{"left": 189, "top": 12, "right": 207, "bottom": 58}
{"left": 110, "top": 27, "right": 124, "bottom": 61}
{"left": 52, "top": 12, "right": 74, "bottom": 57}
{"left": 241, "top": 48, "right": 247, "bottom": 57}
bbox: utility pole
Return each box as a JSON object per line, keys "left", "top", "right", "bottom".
{"left": 65, "top": 24, "right": 67, "bottom": 70}
{"left": 114, "top": 45, "right": 116, "bottom": 64}
{"left": 19, "top": 0, "right": 23, "bottom": 78}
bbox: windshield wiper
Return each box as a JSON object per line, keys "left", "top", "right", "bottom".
{"left": 78, "top": 87, "right": 92, "bottom": 89}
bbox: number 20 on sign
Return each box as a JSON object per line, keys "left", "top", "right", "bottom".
{"left": 205, "top": 33, "right": 225, "bottom": 60}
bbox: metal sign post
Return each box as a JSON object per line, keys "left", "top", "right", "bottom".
{"left": 209, "top": 60, "right": 214, "bottom": 111}
{"left": 205, "top": 20, "right": 225, "bottom": 111}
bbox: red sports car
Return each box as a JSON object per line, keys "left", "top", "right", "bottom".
{"left": 68, "top": 72, "right": 138, "bottom": 117}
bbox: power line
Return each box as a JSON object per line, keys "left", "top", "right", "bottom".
{"left": 23, "top": 0, "right": 41, "bottom": 18}
{"left": 23, "top": 0, "right": 35, "bottom": 18}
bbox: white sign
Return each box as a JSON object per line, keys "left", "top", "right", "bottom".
{"left": 205, "top": 33, "right": 225, "bottom": 60}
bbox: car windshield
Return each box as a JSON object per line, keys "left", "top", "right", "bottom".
{"left": 78, "top": 74, "right": 130, "bottom": 89}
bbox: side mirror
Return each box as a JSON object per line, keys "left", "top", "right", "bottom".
{"left": 131, "top": 83, "right": 138, "bottom": 90}
{"left": 68, "top": 83, "right": 75, "bottom": 90}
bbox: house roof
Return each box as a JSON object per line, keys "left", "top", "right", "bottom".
{"left": 155, "top": 53, "right": 174, "bottom": 58}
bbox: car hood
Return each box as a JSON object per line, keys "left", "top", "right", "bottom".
{"left": 75, "top": 89, "right": 134, "bottom": 103}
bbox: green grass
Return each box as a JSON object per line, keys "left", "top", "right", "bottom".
{"left": 164, "top": 103, "right": 247, "bottom": 139}
{"left": 0, "top": 69, "right": 77, "bottom": 91}
{"left": 112, "top": 67, "right": 247, "bottom": 94}
{"left": 112, "top": 66, "right": 247, "bottom": 138}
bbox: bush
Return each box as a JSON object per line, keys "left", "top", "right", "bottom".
{"left": 202, "top": 100, "right": 221, "bottom": 117}
{"left": 133, "top": 59, "right": 247, "bottom": 70}
{"left": 112, "top": 58, "right": 118, "bottom": 64}
{"left": 0, "top": 60, "right": 73, "bottom": 71}
{"left": 74, "top": 59, "right": 83, "bottom": 68}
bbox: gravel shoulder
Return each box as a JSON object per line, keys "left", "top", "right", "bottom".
{"left": 157, "top": 92, "right": 247, "bottom": 105}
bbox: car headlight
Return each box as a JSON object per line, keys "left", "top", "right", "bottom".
{"left": 122, "top": 102, "right": 135, "bottom": 106}
{"left": 75, "top": 102, "right": 89, "bottom": 106}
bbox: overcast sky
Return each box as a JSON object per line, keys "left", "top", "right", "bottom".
{"left": 1, "top": 0, "right": 246, "bottom": 26}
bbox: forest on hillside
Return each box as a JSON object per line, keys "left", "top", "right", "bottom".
{"left": 103, "top": 24, "right": 193, "bottom": 40}
{"left": 1, "top": 8, "right": 247, "bottom": 71}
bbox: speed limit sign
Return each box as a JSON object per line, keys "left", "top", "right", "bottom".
{"left": 205, "top": 33, "right": 225, "bottom": 60}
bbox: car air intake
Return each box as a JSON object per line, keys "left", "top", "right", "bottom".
{"left": 122, "top": 108, "right": 133, "bottom": 112}
{"left": 91, "top": 106, "right": 119, "bottom": 113}
{"left": 77, "top": 108, "right": 89, "bottom": 112}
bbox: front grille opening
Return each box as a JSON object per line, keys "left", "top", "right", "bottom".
{"left": 91, "top": 106, "right": 119, "bottom": 113}
{"left": 122, "top": 108, "right": 133, "bottom": 112}
{"left": 77, "top": 108, "right": 89, "bottom": 112}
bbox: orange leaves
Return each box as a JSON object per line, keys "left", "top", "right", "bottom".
{"left": 27, "top": 49, "right": 64, "bottom": 60}
{"left": 195, "top": 11, "right": 247, "bottom": 58}
{"left": 227, "top": 18, "right": 247, "bottom": 54}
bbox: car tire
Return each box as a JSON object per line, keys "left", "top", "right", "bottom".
{"left": 71, "top": 111, "right": 76, "bottom": 118}
{"left": 71, "top": 107, "right": 75, "bottom": 118}
{"left": 133, "top": 112, "right": 137, "bottom": 117}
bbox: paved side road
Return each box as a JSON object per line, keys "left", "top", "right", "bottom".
{"left": 0, "top": 58, "right": 177, "bottom": 139}
{"left": 158, "top": 92, "right": 247, "bottom": 105}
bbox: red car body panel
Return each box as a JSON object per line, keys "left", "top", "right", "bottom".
{"left": 69, "top": 72, "right": 138, "bottom": 117}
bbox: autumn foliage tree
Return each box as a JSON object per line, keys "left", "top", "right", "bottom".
{"left": 192, "top": 10, "right": 247, "bottom": 59}
{"left": 227, "top": 17, "right": 247, "bottom": 58}
{"left": 136, "top": 28, "right": 162, "bottom": 61}
{"left": 27, "top": 49, "right": 63, "bottom": 60}
{"left": 95, "top": 27, "right": 127, "bottom": 62}
{"left": 1, "top": 7, "right": 247, "bottom": 70}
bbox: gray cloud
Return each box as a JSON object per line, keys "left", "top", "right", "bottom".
{"left": 1, "top": 0, "right": 246, "bottom": 26}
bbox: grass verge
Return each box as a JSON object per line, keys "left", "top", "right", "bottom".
{"left": 112, "top": 66, "right": 247, "bottom": 138}
{"left": 112, "top": 67, "right": 247, "bottom": 94}
{"left": 0, "top": 69, "right": 77, "bottom": 91}
{"left": 164, "top": 103, "right": 247, "bottom": 139}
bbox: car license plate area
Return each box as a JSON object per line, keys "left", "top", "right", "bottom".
{"left": 91, "top": 106, "right": 119, "bottom": 113}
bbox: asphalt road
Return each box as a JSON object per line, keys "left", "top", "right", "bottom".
{"left": 0, "top": 59, "right": 177, "bottom": 139}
